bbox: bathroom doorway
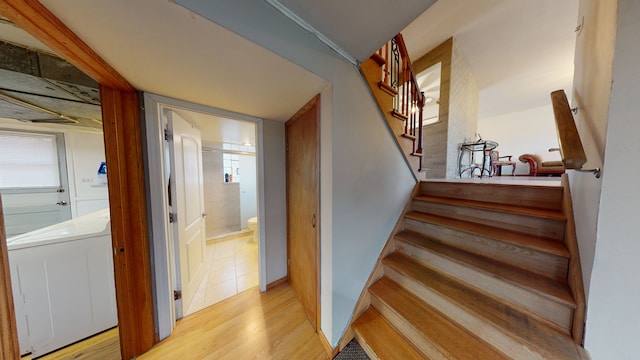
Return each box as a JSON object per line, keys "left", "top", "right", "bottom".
{"left": 143, "top": 93, "right": 264, "bottom": 338}
{"left": 184, "top": 140, "right": 259, "bottom": 316}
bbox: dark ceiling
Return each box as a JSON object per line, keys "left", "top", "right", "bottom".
{"left": 0, "top": 40, "right": 102, "bottom": 130}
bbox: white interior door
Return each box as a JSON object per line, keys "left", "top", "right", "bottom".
{"left": 167, "top": 111, "right": 206, "bottom": 317}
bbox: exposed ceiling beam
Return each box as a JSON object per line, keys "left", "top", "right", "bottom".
{"left": 0, "top": 0, "right": 133, "bottom": 91}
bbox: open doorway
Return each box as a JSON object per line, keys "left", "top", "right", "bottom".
{"left": 0, "top": 26, "right": 118, "bottom": 358}
{"left": 185, "top": 139, "right": 259, "bottom": 316}
{"left": 143, "top": 93, "right": 264, "bottom": 339}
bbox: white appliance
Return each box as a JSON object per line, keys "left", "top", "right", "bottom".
{"left": 7, "top": 209, "right": 117, "bottom": 357}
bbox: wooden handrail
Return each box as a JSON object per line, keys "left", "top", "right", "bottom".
{"left": 550, "top": 90, "right": 587, "bottom": 170}
{"left": 378, "top": 35, "right": 425, "bottom": 161}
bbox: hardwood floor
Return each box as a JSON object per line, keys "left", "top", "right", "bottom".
{"left": 140, "top": 283, "right": 328, "bottom": 360}
{"left": 21, "top": 283, "right": 327, "bottom": 360}
{"left": 20, "top": 328, "right": 120, "bottom": 360}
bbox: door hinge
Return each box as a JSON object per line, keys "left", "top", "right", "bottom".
{"left": 173, "top": 290, "right": 182, "bottom": 301}
{"left": 164, "top": 129, "right": 173, "bottom": 141}
{"left": 285, "top": 143, "right": 289, "bottom": 152}
{"left": 169, "top": 212, "right": 177, "bottom": 223}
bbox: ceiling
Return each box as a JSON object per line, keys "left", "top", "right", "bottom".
{"left": 0, "top": 0, "right": 579, "bottom": 132}
{"left": 38, "top": 0, "right": 328, "bottom": 123}
{"left": 0, "top": 19, "right": 102, "bottom": 131}
{"left": 399, "top": 0, "right": 579, "bottom": 118}
{"left": 270, "top": 0, "right": 437, "bottom": 62}
{"left": 172, "top": 109, "right": 256, "bottom": 148}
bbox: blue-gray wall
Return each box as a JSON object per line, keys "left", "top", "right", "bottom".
{"left": 176, "top": 0, "right": 416, "bottom": 345}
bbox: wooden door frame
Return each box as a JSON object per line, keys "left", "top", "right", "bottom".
{"left": 285, "top": 95, "right": 321, "bottom": 330}
{"left": 0, "top": 2, "right": 155, "bottom": 359}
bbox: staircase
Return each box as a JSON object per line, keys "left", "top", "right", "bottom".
{"left": 360, "top": 34, "right": 425, "bottom": 179}
{"left": 352, "top": 180, "right": 587, "bottom": 359}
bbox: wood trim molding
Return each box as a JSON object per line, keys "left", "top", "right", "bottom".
{"left": 0, "top": 195, "right": 20, "bottom": 360}
{"left": 0, "top": 0, "right": 133, "bottom": 91}
{"left": 413, "top": 37, "right": 453, "bottom": 127}
{"left": 101, "top": 87, "right": 155, "bottom": 359}
{"left": 561, "top": 175, "right": 587, "bottom": 345}
{"left": 286, "top": 94, "right": 320, "bottom": 127}
{"left": 0, "top": 3, "right": 155, "bottom": 359}
{"left": 319, "top": 329, "right": 338, "bottom": 358}
{"left": 266, "top": 276, "right": 288, "bottom": 290}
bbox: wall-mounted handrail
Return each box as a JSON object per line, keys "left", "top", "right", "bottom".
{"left": 550, "top": 90, "right": 600, "bottom": 178}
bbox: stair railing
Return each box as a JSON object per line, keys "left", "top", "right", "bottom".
{"left": 375, "top": 34, "right": 425, "bottom": 158}
{"left": 550, "top": 89, "right": 600, "bottom": 178}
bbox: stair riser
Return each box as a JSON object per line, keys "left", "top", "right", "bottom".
{"left": 404, "top": 218, "right": 569, "bottom": 280}
{"left": 382, "top": 269, "right": 571, "bottom": 360}
{"left": 412, "top": 200, "right": 566, "bottom": 241}
{"left": 395, "top": 240, "right": 573, "bottom": 332}
{"left": 420, "top": 182, "right": 563, "bottom": 210}
{"left": 369, "top": 295, "right": 453, "bottom": 359}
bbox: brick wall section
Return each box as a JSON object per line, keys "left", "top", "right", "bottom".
{"left": 422, "top": 40, "right": 478, "bottom": 179}
{"left": 447, "top": 43, "right": 479, "bottom": 178}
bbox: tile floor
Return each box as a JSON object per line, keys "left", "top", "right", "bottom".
{"left": 185, "top": 232, "right": 258, "bottom": 316}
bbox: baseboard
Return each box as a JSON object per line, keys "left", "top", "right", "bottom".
{"left": 337, "top": 326, "right": 354, "bottom": 353}
{"left": 206, "top": 229, "right": 253, "bottom": 244}
{"left": 319, "top": 329, "right": 339, "bottom": 358}
{"left": 266, "top": 276, "right": 288, "bottom": 290}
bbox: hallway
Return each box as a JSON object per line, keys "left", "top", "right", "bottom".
{"left": 141, "top": 283, "right": 328, "bottom": 360}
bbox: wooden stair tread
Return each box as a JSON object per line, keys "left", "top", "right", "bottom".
{"left": 378, "top": 81, "right": 397, "bottom": 96}
{"left": 353, "top": 308, "right": 425, "bottom": 360}
{"left": 401, "top": 133, "right": 417, "bottom": 141}
{"left": 414, "top": 195, "right": 566, "bottom": 221}
{"left": 391, "top": 109, "right": 408, "bottom": 121}
{"left": 405, "top": 211, "right": 571, "bottom": 258}
{"left": 370, "top": 53, "right": 385, "bottom": 66}
{"left": 395, "top": 230, "right": 576, "bottom": 308}
{"left": 383, "top": 253, "right": 580, "bottom": 359}
{"left": 370, "top": 277, "right": 509, "bottom": 360}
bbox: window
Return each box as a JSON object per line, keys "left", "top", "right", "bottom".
{"left": 223, "top": 153, "right": 240, "bottom": 183}
{"left": 0, "top": 131, "right": 61, "bottom": 188}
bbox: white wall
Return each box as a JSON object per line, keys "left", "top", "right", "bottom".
{"left": 478, "top": 104, "right": 560, "bottom": 175}
{"left": 64, "top": 131, "right": 109, "bottom": 216}
{"left": 577, "top": 0, "right": 640, "bottom": 358}
{"left": 238, "top": 154, "right": 257, "bottom": 228}
{"left": 570, "top": 0, "right": 617, "bottom": 299}
{"left": 0, "top": 120, "right": 109, "bottom": 218}
{"left": 175, "top": 0, "right": 417, "bottom": 345}
{"left": 261, "top": 119, "right": 288, "bottom": 285}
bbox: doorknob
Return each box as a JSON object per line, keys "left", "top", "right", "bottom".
{"left": 56, "top": 201, "right": 68, "bottom": 206}
{"left": 202, "top": 212, "right": 208, "bottom": 218}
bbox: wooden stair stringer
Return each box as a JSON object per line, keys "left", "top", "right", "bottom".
{"left": 383, "top": 254, "right": 581, "bottom": 360}
{"left": 561, "top": 175, "right": 587, "bottom": 344}
{"left": 395, "top": 231, "right": 575, "bottom": 333}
